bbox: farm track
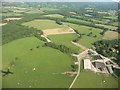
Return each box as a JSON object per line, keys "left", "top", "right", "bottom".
{"left": 68, "top": 54, "right": 80, "bottom": 90}
{"left": 69, "top": 49, "right": 88, "bottom": 89}
{"left": 71, "top": 41, "right": 88, "bottom": 52}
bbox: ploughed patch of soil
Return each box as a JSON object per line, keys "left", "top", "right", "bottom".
{"left": 43, "top": 28, "right": 75, "bottom": 36}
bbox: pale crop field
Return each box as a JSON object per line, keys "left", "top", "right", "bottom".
{"left": 103, "top": 31, "right": 119, "bottom": 40}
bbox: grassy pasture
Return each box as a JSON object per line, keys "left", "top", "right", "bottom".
{"left": 63, "top": 22, "right": 103, "bottom": 48}
{"left": 44, "top": 14, "right": 64, "bottom": 18}
{"left": 111, "top": 22, "right": 118, "bottom": 27}
{"left": 104, "top": 16, "right": 118, "bottom": 20}
{"left": 48, "top": 33, "right": 80, "bottom": 53}
{"left": 96, "top": 24, "right": 118, "bottom": 30}
{"left": 66, "top": 18, "right": 91, "bottom": 24}
{"left": 3, "top": 37, "right": 44, "bottom": 69}
{"left": 40, "top": 7, "right": 59, "bottom": 11}
{"left": 73, "top": 71, "right": 118, "bottom": 88}
{"left": 26, "top": 9, "right": 44, "bottom": 14}
{"left": 22, "top": 19, "right": 68, "bottom": 30}
{"left": 3, "top": 37, "right": 74, "bottom": 88}
{"left": 1, "top": 13, "right": 22, "bottom": 17}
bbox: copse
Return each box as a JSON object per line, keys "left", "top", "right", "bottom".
{"left": 2, "top": 23, "right": 43, "bottom": 44}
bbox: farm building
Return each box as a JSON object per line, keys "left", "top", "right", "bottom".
{"left": 84, "top": 59, "right": 91, "bottom": 70}
{"left": 92, "top": 62, "right": 106, "bottom": 71}
{"left": 93, "top": 54, "right": 103, "bottom": 60}
{"left": 107, "top": 66, "right": 113, "bottom": 74}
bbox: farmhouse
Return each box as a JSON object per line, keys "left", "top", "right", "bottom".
{"left": 84, "top": 59, "right": 91, "bottom": 70}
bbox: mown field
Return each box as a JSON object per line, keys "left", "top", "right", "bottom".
{"left": 63, "top": 22, "right": 103, "bottom": 48}
{"left": 22, "top": 19, "right": 68, "bottom": 30}
{"left": 3, "top": 37, "right": 74, "bottom": 88}
{"left": 73, "top": 71, "right": 118, "bottom": 88}
{"left": 66, "top": 18, "right": 91, "bottom": 24}
{"left": 96, "top": 24, "right": 118, "bottom": 30}
{"left": 48, "top": 33, "right": 80, "bottom": 53}
{"left": 44, "top": 14, "right": 64, "bottom": 18}
{"left": 1, "top": 13, "right": 23, "bottom": 17}
{"left": 72, "top": 60, "right": 118, "bottom": 88}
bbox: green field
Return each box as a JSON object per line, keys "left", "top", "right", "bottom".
{"left": 3, "top": 37, "right": 74, "bottom": 88}
{"left": 40, "top": 7, "right": 59, "bottom": 11}
{"left": 26, "top": 9, "right": 44, "bottom": 14}
{"left": 63, "top": 22, "right": 103, "bottom": 48}
{"left": 72, "top": 60, "right": 118, "bottom": 88}
{"left": 73, "top": 71, "right": 118, "bottom": 88}
{"left": 1, "top": 13, "right": 22, "bottom": 17}
{"left": 22, "top": 19, "right": 68, "bottom": 30}
{"left": 96, "top": 24, "right": 118, "bottom": 30}
{"left": 104, "top": 16, "right": 118, "bottom": 20}
{"left": 48, "top": 33, "right": 80, "bottom": 53}
{"left": 66, "top": 18, "right": 91, "bottom": 24}
{"left": 44, "top": 14, "right": 64, "bottom": 18}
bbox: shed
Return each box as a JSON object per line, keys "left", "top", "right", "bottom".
{"left": 84, "top": 59, "right": 91, "bottom": 70}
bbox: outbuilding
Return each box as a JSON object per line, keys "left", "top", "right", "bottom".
{"left": 84, "top": 59, "right": 91, "bottom": 70}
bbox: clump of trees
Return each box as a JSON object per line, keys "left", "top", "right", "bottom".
{"left": 2, "top": 21, "right": 44, "bottom": 44}
{"left": 34, "top": 34, "right": 47, "bottom": 42}
{"left": 94, "top": 39, "right": 120, "bottom": 65}
{"left": 56, "top": 19, "right": 63, "bottom": 25}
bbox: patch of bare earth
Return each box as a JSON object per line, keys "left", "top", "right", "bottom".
{"left": 43, "top": 28, "right": 75, "bottom": 36}
{"left": 5, "top": 18, "right": 22, "bottom": 21}
{"left": 0, "top": 23, "right": 7, "bottom": 26}
{"left": 103, "top": 31, "right": 119, "bottom": 40}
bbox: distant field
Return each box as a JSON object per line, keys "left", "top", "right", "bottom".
{"left": 40, "top": 7, "right": 59, "bottom": 11}
{"left": 26, "top": 9, "right": 44, "bottom": 14}
{"left": 48, "top": 33, "right": 80, "bottom": 53}
{"left": 1, "top": 13, "right": 22, "bottom": 17}
{"left": 3, "top": 37, "right": 74, "bottom": 88}
{"left": 103, "top": 31, "right": 119, "bottom": 40}
{"left": 96, "top": 24, "right": 118, "bottom": 30}
{"left": 63, "top": 22, "right": 103, "bottom": 48}
{"left": 73, "top": 71, "right": 118, "bottom": 88}
{"left": 104, "top": 16, "right": 118, "bottom": 20}
{"left": 22, "top": 20, "right": 68, "bottom": 30}
{"left": 66, "top": 18, "right": 91, "bottom": 24}
{"left": 44, "top": 14, "right": 64, "bottom": 18}
{"left": 111, "top": 22, "right": 118, "bottom": 27}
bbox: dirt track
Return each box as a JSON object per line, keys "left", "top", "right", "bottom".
{"left": 71, "top": 41, "right": 88, "bottom": 52}
{"left": 0, "top": 23, "right": 7, "bottom": 26}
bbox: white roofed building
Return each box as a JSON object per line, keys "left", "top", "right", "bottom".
{"left": 84, "top": 59, "right": 91, "bottom": 70}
